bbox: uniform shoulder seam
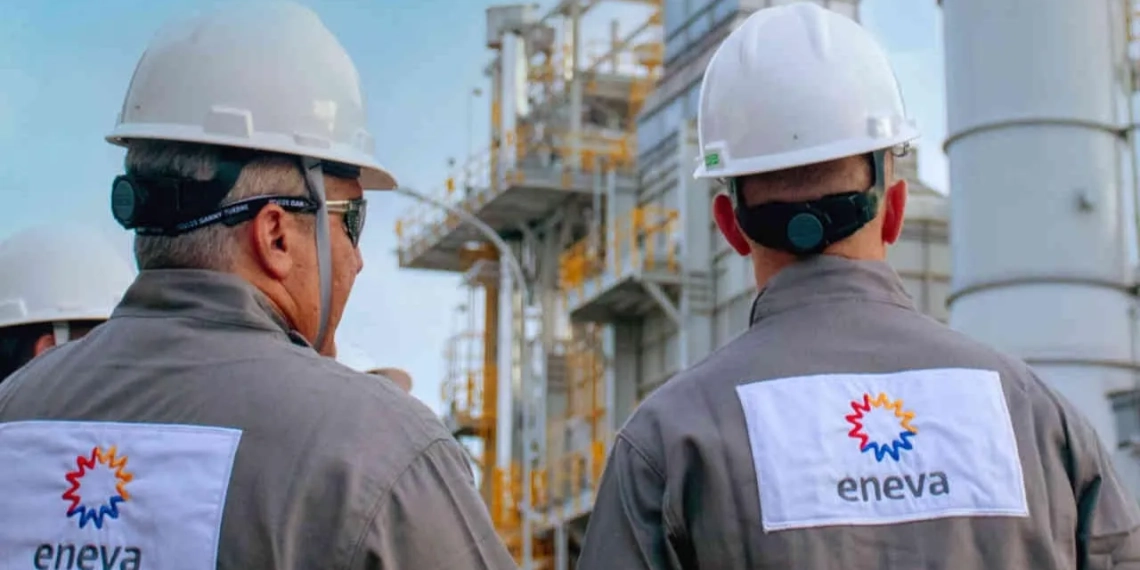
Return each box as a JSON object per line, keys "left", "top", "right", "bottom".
{"left": 618, "top": 432, "right": 690, "bottom": 542}
{"left": 617, "top": 432, "right": 666, "bottom": 481}
{"left": 341, "top": 437, "right": 455, "bottom": 570}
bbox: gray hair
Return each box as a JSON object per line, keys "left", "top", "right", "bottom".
{"left": 124, "top": 141, "right": 309, "bottom": 271}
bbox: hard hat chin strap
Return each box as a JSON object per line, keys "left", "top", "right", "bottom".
{"left": 731, "top": 149, "right": 888, "bottom": 256}
{"left": 301, "top": 157, "right": 333, "bottom": 353}
{"left": 52, "top": 322, "right": 70, "bottom": 346}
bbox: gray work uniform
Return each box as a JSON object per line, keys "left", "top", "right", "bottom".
{"left": 0, "top": 270, "right": 517, "bottom": 570}
{"left": 577, "top": 256, "right": 1140, "bottom": 570}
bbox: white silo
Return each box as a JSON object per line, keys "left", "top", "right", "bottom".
{"left": 942, "top": 0, "right": 1140, "bottom": 490}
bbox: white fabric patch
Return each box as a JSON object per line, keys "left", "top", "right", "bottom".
{"left": 736, "top": 368, "right": 1028, "bottom": 532}
{"left": 0, "top": 421, "right": 242, "bottom": 570}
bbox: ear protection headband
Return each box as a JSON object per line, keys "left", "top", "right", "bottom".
{"left": 730, "top": 149, "right": 889, "bottom": 256}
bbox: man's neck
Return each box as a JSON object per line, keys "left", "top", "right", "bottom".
{"left": 751, "top": 247, "right": 886, "bottom": 290}
{"left": 751, "top": 251, "right": 796, "bottom": 290}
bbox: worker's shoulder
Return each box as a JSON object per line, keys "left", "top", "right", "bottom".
{"left": 245, "top": 344, "right": 452, "bottom": 452}
{"left": 894, "top": 314, "right": 1046, "bottom": 393}
{"left": 622, "top": 311, "right": 1048, "bottom": 437}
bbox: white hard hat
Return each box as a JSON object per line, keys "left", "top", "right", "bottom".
{"left": 0, "top": 226, "right": 136, "bottom": 333}
{"left": 105, "top": 1, "right": 397, "bottom": 191}
{"left": 693, "top": 2, "right": 919, "bottom": 180}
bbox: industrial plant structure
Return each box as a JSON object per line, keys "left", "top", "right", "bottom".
{"left": 393, "top": 0, "right": 1140, "bottom": 568}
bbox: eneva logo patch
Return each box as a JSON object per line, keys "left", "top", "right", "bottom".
{"left": 736, "top": 368, "right": 1029, "bottom": 532}
{"left": 0, "top": 421, "right": 242, "bottom": 570}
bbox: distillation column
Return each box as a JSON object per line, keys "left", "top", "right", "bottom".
{"left": 943, "top": 0, "right": 1140, "bottom": 489}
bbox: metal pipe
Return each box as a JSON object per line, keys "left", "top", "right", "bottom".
{"left": 490, "top": 60, "right": 504, "bottom": 189}
{"left": 535, "top": 0, "right": 603, "bottom": 28}
{"left": 394, "top": 187, "right": 529, "bottom": 299}
{"left": 466, "top": 87, "right": 483, "bottom": 189}
{"left": 674, "top": 125, "right": 691, "bottom": 369}
{"left": 481, "top": 278, "right": 501, "bottom": 509}
{"left": 467, "top": 92, "right": 474, "bottom": 177}
{"left": 538, "top": 16, "right": 654, "bottom": 114}
{"left": 610, "top": 19, "right": 621, "bottom": 73}
{"left": 568, "top": 0, "right": 583, "bottom": 171}
{"left": 393, "top": 185, "right": 540, "bottom": 563}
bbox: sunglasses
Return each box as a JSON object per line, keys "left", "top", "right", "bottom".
{"left": 326, "top": 198, "right": 367, "bottom": 247}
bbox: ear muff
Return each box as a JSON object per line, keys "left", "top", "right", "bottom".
{"left": 731, "top": 190, "right": 880, "bottom": 255}
{"left": 729, "top": 150, "right": 888, "bottom": 256}
{"left": 787, "top": 212, "right": 826, "bottom": 252}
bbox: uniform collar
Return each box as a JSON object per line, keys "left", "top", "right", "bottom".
{"left": 112, "top": 269, "right": 309, "bottom": 346}
{"left": 748, "top": 256, "right": 916, "bottom": 326}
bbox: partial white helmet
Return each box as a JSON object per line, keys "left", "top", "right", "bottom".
{"left": 106, "top": 0, "right": 397, "bottom": 190}
{"left": 0, "top": 226, "right": 136, "bottom": 343}
{"left": 106, "top": 1, "right": 395, "bottom": 352}
{"left": 693, "top": 2, "right": 919, "bottom": 180}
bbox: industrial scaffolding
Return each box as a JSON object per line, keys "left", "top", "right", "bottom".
{"left": 394, "top": 1, "right": 665, "bottom": 567}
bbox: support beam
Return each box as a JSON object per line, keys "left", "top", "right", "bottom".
{"left": 481, "top": 261, "right": 501, "bottom": 508}
{"left": 642, "top": 281, "right": 680, "bottom": 324}
{"left": 554, "top": 523, "right": 568, "bottom": 570}
{"left": 567, "top": 0, "right": 584, "bottom": 171}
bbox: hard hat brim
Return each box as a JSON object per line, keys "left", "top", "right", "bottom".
{"left": 693, "top": 127, "right": 920, "bottom": 180}
{"left": 0, "top": 311, "right": 115, "bottom": 330}
{"left": 106, "top": 124, "right": 399, "bottom": 191}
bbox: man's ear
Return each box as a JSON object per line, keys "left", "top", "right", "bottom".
{"left": 248, "top": 203, "right": 295, "bottom": 280}
{"left": 320, "top": 334, "right": 336, "bottom": 358}
{"left": 880, "top": 179, "right": 908, "bottom": 245}
{"left": 32, "top": 333, "right": 55, "bottom": 357}
{"left": 713, "top": 193, "right": 751, "bottom": 256}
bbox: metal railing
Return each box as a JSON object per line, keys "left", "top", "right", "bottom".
{"left": 440, "top": 331, "right": 486, "bottom": 428}
{"left": 531, "top": 326, "right": 611, "bottom": 519}
{"left": 394, "top": 124, "right": 636, "bottom": 261}
{"left": 393, "top": 31, "right": 662, "bottom": 265}
{"left": 491, "top": 462, "right": 525, "bottom": 562}
{"left": 559, "top": 204, "right": 681, "bottom": 295}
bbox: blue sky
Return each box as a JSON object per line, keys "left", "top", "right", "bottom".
{"left": 0, "top": 0, "right": 945, "bottom": 413}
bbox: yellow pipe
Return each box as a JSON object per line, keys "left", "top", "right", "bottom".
{"left": 591, "top": 330, "right": 601, "bottom": 441}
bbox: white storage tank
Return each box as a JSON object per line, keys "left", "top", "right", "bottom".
{"left": 942, "top": 0, "right": 1140, "bottom": 493}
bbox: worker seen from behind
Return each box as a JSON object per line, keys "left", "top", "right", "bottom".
{"left": 0, "top": 226, "right": 135, "bottom": 383}
{"left": 576, "top": 3, "right": 1140, "bottom": 569}
{"left": 0, "top": 3, "right": 516, "bottom": 569}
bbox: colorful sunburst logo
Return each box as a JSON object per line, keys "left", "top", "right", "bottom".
{"left": 61, "top": 445, "right": 133, "bottom": 529}
{"left": 845, "top": 392, "right": 918, "bottom": 462}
